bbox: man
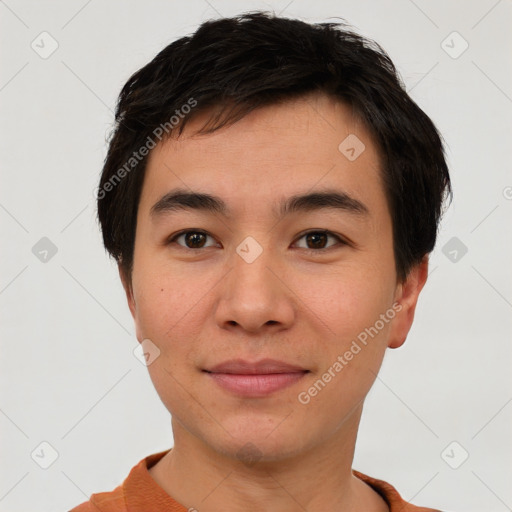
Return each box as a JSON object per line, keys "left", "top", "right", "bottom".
{"left": 72, "top": 11, "right": 451, "bottom": 512}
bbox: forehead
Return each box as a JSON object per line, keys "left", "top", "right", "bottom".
{"left": 140, "top": 93, "right": 386, "bottom": 219}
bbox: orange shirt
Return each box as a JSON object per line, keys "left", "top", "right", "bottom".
{"left": 69, "top": 450, "right": 441, "bottom": 511}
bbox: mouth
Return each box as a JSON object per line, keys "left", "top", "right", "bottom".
{"left": 203, "top": 358, "right": 309, "bottom": 397}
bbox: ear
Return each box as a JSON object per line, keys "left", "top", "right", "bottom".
{"left": 387, "top": 256, "right": 429, "bottom": 349}
{"left": 118, "top": 264, "right": 136, "bottom": 320}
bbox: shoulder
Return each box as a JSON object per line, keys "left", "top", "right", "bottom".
{"left": 68, "top": 484, "right": 125, "bottom": 511}
{"left": 68, "top": 487, "right": 125, "bottom": 512}
{"left": 68, "top": 451, "right": 171, "bottom": 512}
{"left": 353, "top": 470, "right": 442, "bottom": 512}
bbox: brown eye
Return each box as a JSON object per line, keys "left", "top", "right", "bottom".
{"left": 169, "top": 230, "right": 218, "bottom": 249}
{"left": 294, "top": 230, "right": 345, "bottom": 251}
{"left": 184, "top": 232, "right": 207, "bottom": 248}
{"left": 305, "top": 232, "right": 328, "bottom": 249}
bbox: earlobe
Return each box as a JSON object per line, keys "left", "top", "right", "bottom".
{"left": 387, "top": 257, "right": 429, "bottom": 349}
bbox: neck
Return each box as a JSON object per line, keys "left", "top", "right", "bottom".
{"left": 149, "top": 404, "right": 388, "bottom": 512}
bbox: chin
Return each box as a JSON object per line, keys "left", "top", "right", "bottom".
{"left": 207, "top": 416, "right": 313, "bottom": 464}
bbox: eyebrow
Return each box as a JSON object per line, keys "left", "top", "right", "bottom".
{"left": 150, "top": 188, "right": 369, "bottom": 220}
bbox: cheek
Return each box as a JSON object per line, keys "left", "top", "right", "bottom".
{"left": 294, "top": 273, "right": 394, "bottom": 416}
{"left": 131, "top": 253, "right": 207, "bottom": 339}
{"left": 295, "top": 265, "right": 395, "bottom": 341}
{"left": 130, "top": 262, "right": 218, "bottom": 388}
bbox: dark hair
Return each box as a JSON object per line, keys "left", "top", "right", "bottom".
{"left": 97, "top": 11, "right": 451, "bottom": 283}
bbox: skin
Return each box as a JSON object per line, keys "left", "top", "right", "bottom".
{"left": 120, "top": 92, "right": 428, "bottom": 512}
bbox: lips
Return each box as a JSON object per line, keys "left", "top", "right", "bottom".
{"left": 206, "top": 358, "right": 307, "bottom": 374}
{"left": 203, "top": 358, "right": 309, "bottom": 397}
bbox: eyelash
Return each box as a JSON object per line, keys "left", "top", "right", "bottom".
{"left": 166, "top": 229, "right": 348, "bottom": 254}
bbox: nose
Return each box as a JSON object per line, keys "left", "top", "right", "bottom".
{"left": 214, "top": 244, "right": 296, "bottom": 334}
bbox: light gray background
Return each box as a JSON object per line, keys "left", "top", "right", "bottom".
{"left": 1, "top": 1, "right": 511, "bottom": 511}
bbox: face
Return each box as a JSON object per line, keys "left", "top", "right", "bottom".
{"left": 122, "top": 93, "right": 427, "bottom": 462}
